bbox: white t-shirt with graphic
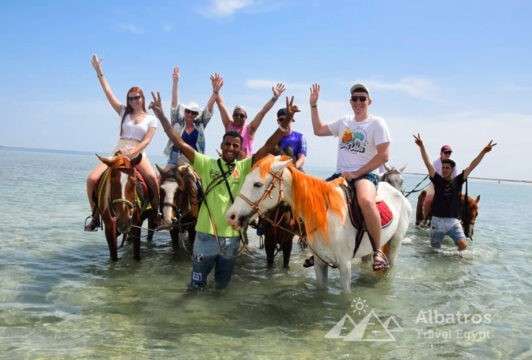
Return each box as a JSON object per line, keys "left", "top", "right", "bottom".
{"left": 327, "top": 114, "right": 391, "bottom": 174}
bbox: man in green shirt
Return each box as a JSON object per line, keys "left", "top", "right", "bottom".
{"left": 150, "top": 91, "right": 297, "bottom": 290}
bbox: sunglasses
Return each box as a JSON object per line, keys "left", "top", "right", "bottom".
{"left": 128, "top": 95, "right": 142, "bottom": 102}
{"left": 233, "top": 113, "right": 246, "bottom": 118}
{"left": 443, "top": 151, "right": 452, "bottom": 155}
{"left": 223, "top": 141, "right": 240, "bottom": 148}
{"left": 185, "top": 109, "right": 199, "bottom": 115}
{"left": 350, "top": 95, "right": 367, "bottom": 102}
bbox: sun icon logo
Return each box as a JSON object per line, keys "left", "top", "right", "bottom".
{"left": 350, "top": 297, "right": 369, "bottom": 316}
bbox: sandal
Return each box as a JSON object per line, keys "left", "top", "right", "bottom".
{"left": 84, "top": 216, "right": 100, "bottom": 232}
{"left": 373, "top": 250, "right": 389, "bottom": 271}
{"left": 303, "top": 255, "right": 314, "bottom": 268}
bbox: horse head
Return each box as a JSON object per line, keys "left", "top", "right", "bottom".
{"left": 96, "top": 153, "right": 141, "bottom": 233}
{"left": 157, "top": 164, "right": 201, "bottom": 230}
{"left": 462, "top": 194, "right": 480, "bottom": 238}
{"left": 382, "top": 164, "right": 406, "bottom": 192}
{"left": 227, "top": 155, "right": 293, "bottom": 230}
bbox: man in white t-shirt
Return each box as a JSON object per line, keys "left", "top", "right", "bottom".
{"left": 308, "top": 83, "right": 391, "bottom": 271}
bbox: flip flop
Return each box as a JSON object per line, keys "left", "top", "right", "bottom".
{"left": 373, "top": 250, "right": 389, "bottom": 271}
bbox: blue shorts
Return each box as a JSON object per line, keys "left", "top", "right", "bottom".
{"left": 189, "top": 232, "right": 241, "bottom": 290}
{"left": 430, "top": 217, "right": 466, "bottom": 248}
{"left": 326, "top": 172, "right": 379, "bottom": 188}
{"left": 167, "top": 147, "right": 190, "bottom": 166}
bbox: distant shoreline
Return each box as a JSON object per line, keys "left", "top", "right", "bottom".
{"left": 2, "top": 145, "right": 531, "bottom": 184}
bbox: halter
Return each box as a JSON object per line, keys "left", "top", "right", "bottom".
{"left": 237, "top": 168, "right": 286, "bottom": 220}
{"left": 108, "top": 167, "right": 137, "bottom": 218}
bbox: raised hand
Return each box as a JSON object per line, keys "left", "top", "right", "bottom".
{"left": 283, "top": 96, "right": 300, "bottom": 126}
{"left": 149, "top": 91, "right": 165, "bottom": 120}
{"left": 413, "top": 133, "right": 424, "bottom": 147}
{"left": 483, "top": 140, "right": 497, "bottom": 153}
{"left": 272, "top": 83, "right": 286, "bottom": 99}
{"left": 91, "top": 54, "right": 103, "bottom": 73}
{"left": 210, "top": 72, "right": 223, "bottom": 93}
{"left": 309, "top": 83, "right": 320, "bottom": 106}
{"left": 172, "top": 67, "right": 180, "bottom": 81}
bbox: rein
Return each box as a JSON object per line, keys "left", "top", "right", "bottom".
{"left": 404, "top": 174, "right": 430, "bottom": 198}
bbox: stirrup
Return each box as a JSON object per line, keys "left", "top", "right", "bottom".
{"left": 84, "top": 216, "right": 100, "bottom": 232}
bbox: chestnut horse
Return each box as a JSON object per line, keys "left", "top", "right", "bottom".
{"left": 157, "top": 164, "right": 201, "bottom": 252}
{"left": 227, "top": 155, "right": 412, "bottom": 291}
{"left": 95, "top": 154, "right": 156, "bottom": 261}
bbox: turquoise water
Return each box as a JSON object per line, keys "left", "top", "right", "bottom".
{"left": 0, "top": 147, "right": 531, "bottom": 359}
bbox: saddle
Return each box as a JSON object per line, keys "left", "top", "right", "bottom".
{"left": 91, "top": 168, "right": 151, "bottom": 211}
{"left": 342, "top": 182, "right": 393, "bottom": 257}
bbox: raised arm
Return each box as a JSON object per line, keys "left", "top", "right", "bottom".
{"left": 215, "top": 91, "right": 232, "bottom": 129}
{"left": 150, "top": 91, "right": 196, "bottom": 163}
{"left": 171, "top": 67, "right": 179, "bottom": 108}
{"left": 463, "top": 140, "right": 497, "bottom": 179}
{"left": 91, "top": 54, "right": 121, "bottom": 115}
{"left": 253, "top": 96, "right": 299, "bottom": 164}
{"left": 247, "top": 83, "right": 286, "bottom": 137}
{"left": 309, "top": 83, "right": 332, "bottom": 136}
{"left": 414, "top": 133, "right": 436, "bottom": 178}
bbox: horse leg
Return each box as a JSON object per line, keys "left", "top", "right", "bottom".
{"left": 314, "top": 261, "right": 328, "bottom": 288}
{"left": 186, "top": 228, "right": 196, "bottom": 253}
{"left": 282, "top": 234, "right": 293, "bottom": 269}
{"left": 416, "top": 191, "right": 427, "bottom": 225}
{"left": 146, "top": 210, "right": 156, "bottom": 242}
{"left": 338, "top": 260, "right": 352, "bottom": 292}
{"left": 263, "top": 223, "right": 276, "bottom": 267}
{"left": 105, "top": 226, "right": 118, "bottom": 261}
{"left": 170, "top": 228, "right": 180, "bottom": 250}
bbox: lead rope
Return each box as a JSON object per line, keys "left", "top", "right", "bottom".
{"left": 404, "top": 174, "right": 429, "bottom": 198}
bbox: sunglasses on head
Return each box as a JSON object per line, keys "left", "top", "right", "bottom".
{"left": 233, "top": 113, "right": 246, "bottom": 118}
{"left": 185, "top": 109, "right": 199, "bottom": 115}
{"left": 128, "top": 95, "right": 142, "bottom": 102}
{"left": 350, "top": 95, "right": 367, "bottom": 102}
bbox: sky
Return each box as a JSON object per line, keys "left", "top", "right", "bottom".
{"left": 1, "top": 0, "right": 531, "bottom": 181}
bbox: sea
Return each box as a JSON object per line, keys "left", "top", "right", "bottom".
{"left": 0, "top": 146, "right": 531, "bottom": 360}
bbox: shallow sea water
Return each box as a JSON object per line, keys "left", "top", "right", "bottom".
{"left": 0, "top": 148, "right": 531, "bottom": 359}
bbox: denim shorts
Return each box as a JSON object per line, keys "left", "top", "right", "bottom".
{"left": 189, "top": 232, "right": 241, "bottom": 290}
{"left": 326, "top": 172, "right": 380, "bottom": 188}
{"left": 167, "top": 148, "right": 190, "bottom": 166}
{"left": 430, "top": 216, "right": 466, "bottom": 248}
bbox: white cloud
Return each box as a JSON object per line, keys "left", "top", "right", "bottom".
{"left": 357, "top": 77, "right": 441, "bottom": 102}
{"left": 116, "top": 23, "right": 144, "bottom": 34}
{"left": 199, "top": 0, "right": 254, "bottom": 18}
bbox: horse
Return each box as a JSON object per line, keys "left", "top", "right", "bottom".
{"left": 226, "top": 155, "right": 412, "bottom": 291}
{"left": 416, "top": 188, "right": 480, "bottom": 237}
{"left": 259, "top": 162, "right": 406, "bottom": 269}
{"left": 381, "top": 164, "right": 406, "bottom": 193}
{"left": 157, "top": 164, "right": 201, "bottom": 252}
{"left": 94, "top": 153, "right": 156, "bottom": 261}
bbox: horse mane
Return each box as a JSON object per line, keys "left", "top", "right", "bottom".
{"left": 253, "top": 155, "right": 346, "bottom": 238}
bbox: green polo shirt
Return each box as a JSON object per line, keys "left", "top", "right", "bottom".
{"left": 193, "top": 152, "right": 253, "bottom": 237}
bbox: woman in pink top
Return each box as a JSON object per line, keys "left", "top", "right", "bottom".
{"left": 84, "top": 54, "right": 159, "bottom": 231}
{"left": 215, "top": 83, "right": 285, "bottom": 159}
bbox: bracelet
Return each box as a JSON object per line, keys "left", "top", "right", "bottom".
{"left": 213, "top": 90, "right": 219, "bottom": 94}
{"left": 271, "top": 96, "right": 278, "bottom": 103}
{"left": 98, "top": 73, "right": 104, "bottom": 78}
{"left": 311, "top": 104, "right": 317, "bottom": 108}
{"left": 278, "top": 125, "right": 288, "bottom": 132}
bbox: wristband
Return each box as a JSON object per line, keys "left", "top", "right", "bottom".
{"left": 271, "top": 96, "right": 278, "bottom": 103}
{"left": 98, "top": 73, "right": 104, "bottom": 78}
{"left": 213, "top": 90, "right": 219, "bottom": 94}
{"left": 311, "top": 104, "right": 317, "bottom": 108}
{"left": 278, "top": 125, "right": 288, "bottom": 132}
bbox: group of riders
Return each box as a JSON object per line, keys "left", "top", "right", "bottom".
{"left": 84, "top": 54, "right": 496, "bottom": 290}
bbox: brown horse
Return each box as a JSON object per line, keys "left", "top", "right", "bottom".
{"left": 94, "top": 153, "right": 156, "bottom": 261}
{"left": 416, "top": 189, "right": 480, "bottom": 237}
{"left": 157, "top": 164, "right": 201, "bottom": 252}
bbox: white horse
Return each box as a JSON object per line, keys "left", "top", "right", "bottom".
{"left": 226, "top": 155, "right": 412, "bottom": 291}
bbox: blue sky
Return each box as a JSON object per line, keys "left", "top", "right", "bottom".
{"left": 1, "top": 0, "right": 531, "bottom": 180}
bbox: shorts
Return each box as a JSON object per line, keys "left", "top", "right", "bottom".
{"left": 167, "top": 147, "right": 190, "bottom": 166}
{"left": 326, "top": 172, "right": 379, "bottom": 188}
{"left": 430, "top": 217, "right": 466, "bottom": 248}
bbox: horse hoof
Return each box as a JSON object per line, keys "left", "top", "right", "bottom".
{"left": 303, "top": 256, "right": 314, "bottom": 268}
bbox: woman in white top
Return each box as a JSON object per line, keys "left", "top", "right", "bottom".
{"left": 85, "top": 54, "right": 159, "bottom": 231}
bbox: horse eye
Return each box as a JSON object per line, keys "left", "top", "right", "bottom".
{"left": 253, "top": 182, "right": 263, "bottom": 188}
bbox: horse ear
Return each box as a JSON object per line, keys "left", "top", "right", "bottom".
{"left": 384, "top": 163, "right": 391, "bottom": 172}
{"left": 400, "top": 164, "right": 407, "bottom": 173}
{"left": 476, "top": 195, "right": 480, "bottom": 203}
{"left": 131, "top": 153, "right": 143, "bottom": 167}
{"left": 271, "top": 158, "right": 292, "bottom": 173}
{"left": 156, "top": 164, "right": 165, "bottom": 175}
{"left": 96, "top": 153, "right": 113, "bottom": 167}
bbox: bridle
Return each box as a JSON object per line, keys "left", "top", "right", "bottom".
{"left": 159, "top": 173, "right": 198, "bottom": 231}
{"left": 108, "top": 167, "right": 136, "bottom": 218}
{"left": 237, "top": 168, "right": 286, "bottom": 221}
